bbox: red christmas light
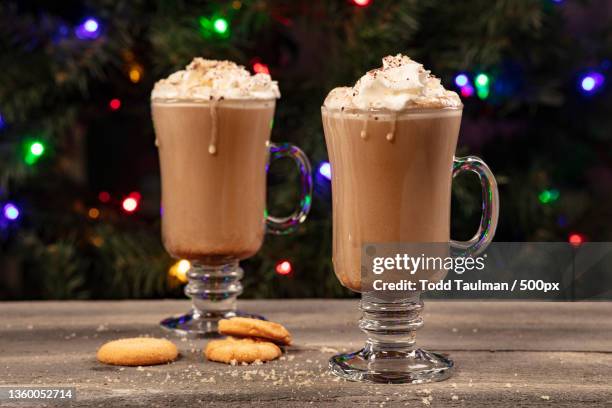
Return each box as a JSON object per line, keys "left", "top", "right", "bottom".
{"left": 129, "top": 191, "right": 142, "bottom": 201}
{"left": 253, "top": 62, "right": 270, "bottom": 75}
{"left": 352, "top": 0, "right": 372, "bottom": 6}
{"left": 275, "top": 260, "right": 292, "bottom": 275}
{"left": 109, "top": 98, "right": 121, "bottom": 110}
{"left": 122, "top": 197, "right": 138, "bottom": 213}
{"left": 568, "top": 233, "right": 585, "bottom": 246}
{"left": 98, "top": 191, "right": 111, "bottom": 203}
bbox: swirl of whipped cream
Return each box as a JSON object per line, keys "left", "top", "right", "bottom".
{"left": 151, "top": 58, "right": 280, "bottom": 101}
{"left": 324, "top": 54, "right": 461, "bottom": 111}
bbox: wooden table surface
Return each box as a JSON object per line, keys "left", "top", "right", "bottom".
{"left": 0, "top": 300, "right": 611, "bottom": 407}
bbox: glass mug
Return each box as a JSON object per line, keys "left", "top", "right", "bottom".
{"left": 152, "top": 98, "right": 312, "bottom": 336}
{"left": 321, "top": 105, "right": 499, "bottom": 383}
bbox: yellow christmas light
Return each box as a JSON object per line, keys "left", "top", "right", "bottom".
{"left": 128, "top": 64, "right": 143, "bottom": 83}
{"left": 169, "top": 259, "right": 190, "bottom": 284}
{"left": 88, "top": 208, "right": 100, "bottom": 219}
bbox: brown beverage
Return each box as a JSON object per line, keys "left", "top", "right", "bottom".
{"left": 322, "top": 107, "right": 462, "bottom": 291}
{"left": 152, "top": 99, "right": 275, "bottom": 264}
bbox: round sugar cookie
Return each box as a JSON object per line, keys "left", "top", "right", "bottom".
{"left": 218, "top": 317, "right": 292, "bottom": 345}
{"left": 96, "top": 337, "right": 178, "bottom": 366}
{"left": 205, "top": 337, "right": 282, "bottom": 364}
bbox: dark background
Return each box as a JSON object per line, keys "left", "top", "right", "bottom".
{"left": 0, "top": 0, "right": 611, "bottom": 300}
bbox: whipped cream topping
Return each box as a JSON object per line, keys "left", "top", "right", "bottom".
{"left": 324, "top": 54, "right": 461, "bottom": 111}
{"left": 152, "top": 58, "right": 280, "bottom": 101}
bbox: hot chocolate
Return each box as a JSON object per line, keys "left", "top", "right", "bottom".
{"left": 151, "top": 58, "right": 280, "bottom": 265}
{"left": 322, "top": 54, "right": 464, "bottom": 292}
{"left": 152, "top": 99, "right": 275, "bottom": 264}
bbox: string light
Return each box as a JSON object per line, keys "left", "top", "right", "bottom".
{"left": 109, "top": 98, "right": 121, "bottom": 110}
{"left": 352, "top": 0, "right": 372, "bottom": 6}
{"left": 24, "top": 140, "right": 45, "bottom": 165}
{"left": 253, "top": 61, "right": 270, "bottom": 75}
{"left": 579, "top": 72, "right": 604, "bottom": 94}
{"left": 199, "top": 16, "right": 230, "bottom": 38}
{"left": 128, "top": 191, "right": 141, "bottom": 201}
{"left": 2, "top": 203, "right": 20, "bottom": 221}
{"left": 0, "top": 114, "right": 5, "bottom": 129}
{"left": 538, "top": 189, "right": 560, "bottom": 204}
{"left": 213, "top": 18, "right": 229, "bottom": 34}
{"left": 475, "top": 73, "right": 490, "bottom": 99}
{"left": 122, "top": 197, "right": 138, "bottom": 213}
{"left": 30, "top": 142, "right": 44, "bottom": 156}
{"left": 460, "top": 84, "right": 475, "bottom": 98}
{"left": 318, "top": 162, "right": 332, "bottom": 180}
{"left": 88, "top": 208, "right": 100, "bottom": 219}
{"left": 75, "top": 18, "right": 101, "bottom": 40}
{"left": 275, "top": 260, "right": 292, "bottom": 275}
{"left": 568, "top": 233, "right": 585, "bottom": 246}
{"left": 128, "top": 64, "right": 143, "bottom": 83}
{"left": 168, "top": 259, "right": 190, "bottom": 284}
{"left": 454, "top": 74, "right": 469, "bottom": 87}
{"left": 98, "top": 191, "right": 111, "bottom": 203}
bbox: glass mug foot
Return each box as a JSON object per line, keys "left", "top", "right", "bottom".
{"left": 160, "top": 309, "right": 265, "bottom": 337}
{"left": 160, "top": 261, "right": 266, "bottom": 337}
{"left": 329, "top": 293, "right": 454, "bottom": 384}
{"left": 329, "top": 347, "right": 453, "bottom": 384}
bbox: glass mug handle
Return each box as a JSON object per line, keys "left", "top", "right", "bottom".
{"left": 451, "top": 156, "right": 499, "bottom": 256}
{"left": 265, "top": 143, "right": 313, "bottom": 235}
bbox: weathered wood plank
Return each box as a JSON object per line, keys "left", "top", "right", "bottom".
{"left": 0, "top": 300, "right": 611, "bottom": 407}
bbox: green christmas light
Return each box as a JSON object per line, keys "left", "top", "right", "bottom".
{"left": 538, "top": 189, "right": 560, "bottom": 204}
{"left": 24, "top": 140, "right": 46, "bottom": 165}
{"left": 30, "top": 142, "right": 45, "bottom": 156}
{"left": 475, "top": 73, "right": 489, "bottom": 87}
{"left": 475, "top": 73, "right": 490, "bottom": 100}
{"left": 213, "top": 18, "right": 229, "bottom": 34}
{"left": 199, "top": 16, "right": 230, "bottom": 38}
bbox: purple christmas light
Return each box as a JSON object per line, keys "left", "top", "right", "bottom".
{"left": 75, "top": 18, "right": 101, "bottom": 40}
{"left": 2, "top": 203, "right": 20, "bottom": 221}
{"left": 580, "top": 72, "right": 605, "bottom": 94}
{"left": 318, "top": 162, "right": 331, "bottom": 181}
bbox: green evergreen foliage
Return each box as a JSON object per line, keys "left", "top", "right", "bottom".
{"left": 0, "top": 1, "right": 610, "bottom": 299}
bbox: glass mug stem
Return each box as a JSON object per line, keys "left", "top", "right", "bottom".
{"left": 161, "top": 142, "right": 313, "bottom": 337}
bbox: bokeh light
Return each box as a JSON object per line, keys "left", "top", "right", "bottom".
{"left": 253, "top": 62, "right": 270, "bottom": 75}
{"left": 213, "top": 18, "right": 229, "bottom": 34}
{"left": 98, "top": 191, "right": 111, "bottom": 203}
{"left": 568, "top": 233, "right": 585, "bottom": 246}
{"left": 275, "top": 260, "right": 292, "bottom": 275}
{"left": 579, "top": 72, "right": 604, "bottom": 94}
{"left": 318, "top": 162, "right": 332, "bottom": 180}
{"left": 88, "top": 208, "right": 100, "bottom": 219}
{"left": 122, "top": 197, "right": 138, "bottom": 213}
{"left": 75, "top": 17, "right": 101, "bottom": 40}
{"left": 109, "top": 98, "right": 121, "bottom": 110}
{"left": 454, "top": 73, "right": 469, "bottom": 87}
{"left": 3, "top": 203, "right": 20, "bottom": 221}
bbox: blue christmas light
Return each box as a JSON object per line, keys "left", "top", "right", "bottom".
{"left": 75, "top": 18, "right": 101, "bottom": 40}
{"left": 579, "top": 72, "right": 604, "bottom": 94}
{"left": 2, "top": 203, "right": 20, "bottom": 221}
{"left": 454, "top": 74, "right": 469, "bottom": 88}
{"left": 0, "top": 114, "right": 5, "bottom": 129}
{"left": 318, "top": 162, "right": 331, "bottom": 180}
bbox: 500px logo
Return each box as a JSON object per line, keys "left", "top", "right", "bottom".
{"left": 372, "top": 254, "right": 487, "bottom": 275}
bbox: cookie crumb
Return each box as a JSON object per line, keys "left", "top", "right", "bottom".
{"left": 541, "top": 395, "right": 550, "bottom": 401}
{"left": 451, "top": 395, "right": 459, "bottom": 401}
